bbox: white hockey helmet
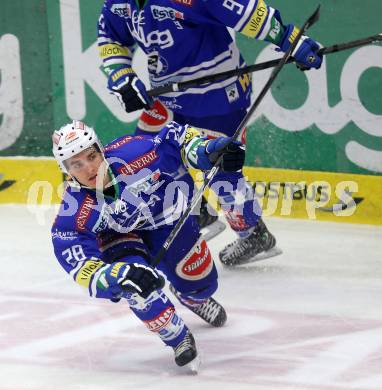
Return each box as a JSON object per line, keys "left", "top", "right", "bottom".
{"left": 52, "top": 120, "right": 103, "bottom": 174}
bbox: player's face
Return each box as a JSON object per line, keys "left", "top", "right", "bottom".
{"left": 65, "top": 146, "right": 109, "bottom": 189}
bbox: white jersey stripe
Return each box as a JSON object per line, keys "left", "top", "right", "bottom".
{"left": 151, "top": 43, "right": 239, "bottom": 83}
{"left": 90, "top": 264, "right": 110, "bottom": 297}
{"left": 104, "top": 58, "right": 132, "bottom": 67}
{"left": 69, "top": 262, "right": 83, "bottom": 279}
{"left": 235, "top": 0, "right": 258, "bottom": 31}
{"left": 258, "top": 7, "right": 274, "bottom": 40}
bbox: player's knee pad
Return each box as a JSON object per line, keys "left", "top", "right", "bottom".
{"left": 171, "top": 236, "right": 218, "bottom": 297}
{"left": 175, "top": 236, "right": 216, "bottom": 283}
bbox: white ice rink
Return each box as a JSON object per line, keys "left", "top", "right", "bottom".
{"left": 0, "top": 205, "right": 381, "bottom": 390}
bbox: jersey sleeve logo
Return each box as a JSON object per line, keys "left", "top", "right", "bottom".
{"left": 241, "top": 0, "right": 268, "bottom": 38}
{"left": 76, "top": 193, "right": 95, "bottom": 231}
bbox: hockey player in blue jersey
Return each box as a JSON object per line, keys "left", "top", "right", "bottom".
{"left": 96, "top": 0, "right": 322, "bottom": 262}
{"left": 51, "top": 119, "right": 263, "bottom": 368}
{"left": 97, "top": 0, "right": 322, "bottom": 123}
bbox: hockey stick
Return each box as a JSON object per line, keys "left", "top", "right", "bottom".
{"left": 147, "top": 33, "right": 382, "bottom": 97}
{"left": 150, "top": 5, "right": 321, "bottom": 268}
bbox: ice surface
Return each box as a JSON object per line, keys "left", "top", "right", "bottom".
{"left": 0, "top": 205, "right": 381, "bottom": 390}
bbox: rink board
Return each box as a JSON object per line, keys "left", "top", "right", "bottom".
{"left": 0, "top": 158, "right": 380, "bottom": 225}
{"left": 242, "top": 167, "right": 382, "bottom": 225}
{"left": 0, "top": 158, "right": 62, "bottom": 204}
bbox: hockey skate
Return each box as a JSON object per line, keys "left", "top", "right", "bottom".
{"left": 173, "top": 330, "right": 200, "bottom": 372}
{"left": 198, "top": 196, "right": 226, "bottom": 241}
{"left": 219, "top": 218, "right": 282, "bottom": 266}
{"left": 191, "top": 296, "right": 227, "bottom": 327}
{"left": 170, "top": 285, "right": 227, "bottom": 327}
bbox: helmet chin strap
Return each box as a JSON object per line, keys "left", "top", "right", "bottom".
{"left": 67, "top": 175, "right": 87, "bottom": 189}
{"left": 67, "top": 157, "right": 112, "bottom": 190}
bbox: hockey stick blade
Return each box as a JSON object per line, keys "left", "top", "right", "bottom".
{"left": 148, "top": 30, "right": 382, "bottom": 98}
{"left": 150, "top": 6, "right": 321, "bottom": 268}
{"left": 319, "top": 33, "right": 382, "bottom": 55}
{"left": 200, "top": 219, "right": 226, "bottom": 242}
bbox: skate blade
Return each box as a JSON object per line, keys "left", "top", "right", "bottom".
{"left": 184, "top": 354, "right": 201, "bottom": 374}
{"left": 200, "top": 220, "right": 226, "bottom": 241}
{"left": 224, "top": 246, "right": 283, "bottom": 268}
{"left": 177, "top": 354, "right": 201, "bottom": 375}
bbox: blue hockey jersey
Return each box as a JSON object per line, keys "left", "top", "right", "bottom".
{"left": 97, "top": 0, "right": 285, "bottom": 117}
{"left": 51, "top": 122, "right": 204, "bottom": 299}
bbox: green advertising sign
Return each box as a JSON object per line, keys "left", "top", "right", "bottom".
{"left": 238, "top": 0, "right": 382, "bottom": 175}
{"left": 0, "top": 0, "right": 53, "bottom": 155}
{"left": 0, "top": 0, "right": 381, "bottom": 176}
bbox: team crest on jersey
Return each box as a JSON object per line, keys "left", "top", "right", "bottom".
{"left": 147, "top": 51, "right": 169, "bottom": 76}
{"left": 130, "top": 11, "right": 174, "bottom": 49}
{"left": 176, "top": 238, "right": 213, "bottom": 280}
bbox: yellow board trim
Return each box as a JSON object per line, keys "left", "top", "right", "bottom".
{"left": 0, "top": 158, "right": 62, "bottom": 204}
{"left": 189, "top": 167, "right": 382, "bottom": 226}
{"left": 1, "top": 158, "right": 381, "bottom": 225}
{"left": 242, "top": 167, "right": 382, "bottom": 225}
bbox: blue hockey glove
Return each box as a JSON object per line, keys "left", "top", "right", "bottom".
{"left": 108, "top": 66, "right": 153, "bottom": 113}
{"left": 279, "top": 25, "right": 322, "bottom": 70}
{"left": 104, "top": 262, "right": 165, "bottom": 299}
{"left": 196, "top": 137, "right": 246, "bottom": 172}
